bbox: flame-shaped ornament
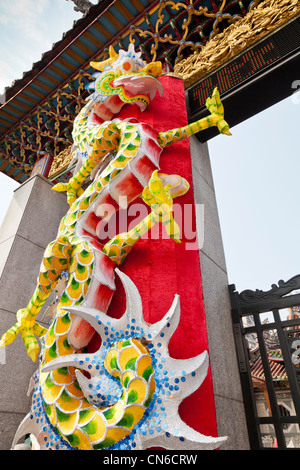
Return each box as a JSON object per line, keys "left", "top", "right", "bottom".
{"left": 13, "top": 270, "right": 227, "bottom": 450}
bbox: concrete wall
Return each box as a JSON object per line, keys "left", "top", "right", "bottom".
{"left": 189, "top": 135, "right": 250, "bottom": 449}
{"left": 0, "top": 175, "right": 68, "bottom": 450}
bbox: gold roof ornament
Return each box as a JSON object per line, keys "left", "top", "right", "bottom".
{"left": 174, "top": 0, "right": 300, "bottom": 88}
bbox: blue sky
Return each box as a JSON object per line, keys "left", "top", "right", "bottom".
{"left": 0, "top": 0, "right": 300, "bottom": 295}
{"left": 0, "top": 0, "right": 90, "bottom": 93}
{"left": 209, "top": 91, "right": 300, "bottom": 292}
{"left": 0, "top": 0, "right": 88, "bottom": 230}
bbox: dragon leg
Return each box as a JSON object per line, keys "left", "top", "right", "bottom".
{"left": 53, "top": 121, "right": 121, "bottom": 206}
{"left": 52, "top": 158, "right": 98, "bottom": 206}
{"left": 158, "top": 87, "right": 231, "bottom": 148}
{"left": 0, "top": 236, "right": 72, "bottom": 362}
{"left": 103, "top": 171, "right": 186, "bottom": 265}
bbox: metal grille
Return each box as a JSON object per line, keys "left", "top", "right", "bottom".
{"left": 229, "top": 276, "right": 300, "bottom": 449}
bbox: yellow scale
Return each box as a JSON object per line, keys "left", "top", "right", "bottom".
{"left": 41, "top": 336, "right": 155, "bottom": 450}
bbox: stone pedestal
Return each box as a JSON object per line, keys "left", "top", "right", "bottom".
{"left": 190, "top": 136, "right": 250, "bottom": 449}
{"left": 0, "top": 175, "right": 68, "bottom": 450}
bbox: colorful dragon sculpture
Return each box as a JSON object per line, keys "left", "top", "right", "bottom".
{"left": 0, "top": 44, "right": 230, "bottom": 450}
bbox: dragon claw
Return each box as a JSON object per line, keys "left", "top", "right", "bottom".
{"left": 142, "top": 170, "right": 181, "bottom": 242}
{"left": 206, "top": 87, "right": 231, "bottom": 136}
{"left": 52, "top": 182, "right": 84, "bottom": 206}
{"left": 0, "top": 322, "right": 21, "bottom": 348}
{"left": 0, "top": 309, "right": 47, "bottom": 362}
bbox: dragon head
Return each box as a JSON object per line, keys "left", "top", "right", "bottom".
{"left": 85, "top": 44, "right": 163, "bottom": 119}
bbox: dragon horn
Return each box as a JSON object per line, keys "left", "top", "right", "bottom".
{"left": 90, "top": 45, "right": 118, "bottom": 72}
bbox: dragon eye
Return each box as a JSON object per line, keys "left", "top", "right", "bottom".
{"left": 122, "top": 61, "right": 132, "bottom": 72}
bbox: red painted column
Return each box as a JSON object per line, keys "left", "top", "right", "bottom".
{"left": 107, "top": 76, "right": 219, "bottom": 439}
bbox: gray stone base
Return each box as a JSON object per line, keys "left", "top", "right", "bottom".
{"left": 0, "top": 175, "right": 68, "bottom": 450}
{"left": 0, "top": 412, "right": 27, "bottom": 451}
{"left": 190, "top": 136, "right": 250, "bottom": 449}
